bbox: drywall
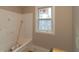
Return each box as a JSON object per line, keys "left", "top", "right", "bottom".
{"left": 23, "top": 6, "right": 73, "bottom": 51}
{"left": 0, "top": 9, "right": 21, "bottom": 51}
{"left": 72, "top": 7, "right": 79, "bottom": 50}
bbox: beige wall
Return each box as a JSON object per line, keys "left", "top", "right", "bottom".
{"left": 23, "top": 6, "right": 73, "bottom": 51}
{"left": 0, "top": 6, "right": 73, "bottom": 51}
{"left": 34, "top": 7, "right": 73, "bottom": 51}
{"left": 72, "top": 7, "right": 79, "bottom": 50}
{"left": 0, "top": 6, "right": 22, "bottom": 13}
{"left": 23, "top": 6, "right": 35, "bottom": 14}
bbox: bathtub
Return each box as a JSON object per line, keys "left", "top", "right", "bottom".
{"left": 12, "top": 38, "right": 32, "bottom": 52}
{"left": 12, "top": 39, "right": 48, "bottom": 52}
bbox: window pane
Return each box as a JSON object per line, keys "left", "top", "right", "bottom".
{"left": 38, "top": 7, "right": 51, "bottom": 19}
{"left": 38, "top": 19, "right": 52, "bottom": 32}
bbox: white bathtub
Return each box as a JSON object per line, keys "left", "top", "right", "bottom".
{"left": 12, "top": 38, "right": 32, "bottom": 52}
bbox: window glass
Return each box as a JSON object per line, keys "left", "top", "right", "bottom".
{"left": 38, "top": 7, "right": 51, "bottom": 19}
{"left": 36, "top": 7, "right": 53, "bottom": 33}
{"left": 38, "top": 19, "right": 52, "bottom": 32}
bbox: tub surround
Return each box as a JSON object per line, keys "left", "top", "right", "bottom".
{"left": 0, "top": 7, "right": 33, "bottom": 51}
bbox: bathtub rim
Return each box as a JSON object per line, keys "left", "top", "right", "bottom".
{"left": 12, "top": 39, "right": 32, "bottom": 52}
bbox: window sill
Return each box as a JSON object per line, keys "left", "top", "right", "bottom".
{"left": 35, "top": 31, "right": 55, "bottom": 35}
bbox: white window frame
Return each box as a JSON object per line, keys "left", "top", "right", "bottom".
{"left": 35, "top": 6, "right": 55, "bottom": 35}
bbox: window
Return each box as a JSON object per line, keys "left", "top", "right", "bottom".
{"left": 35, "top": 6, "right": 55, "bottom": 34}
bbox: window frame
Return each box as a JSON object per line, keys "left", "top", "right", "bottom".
{"left": 35, "top": 6, "right": 55, "bottom": 35}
